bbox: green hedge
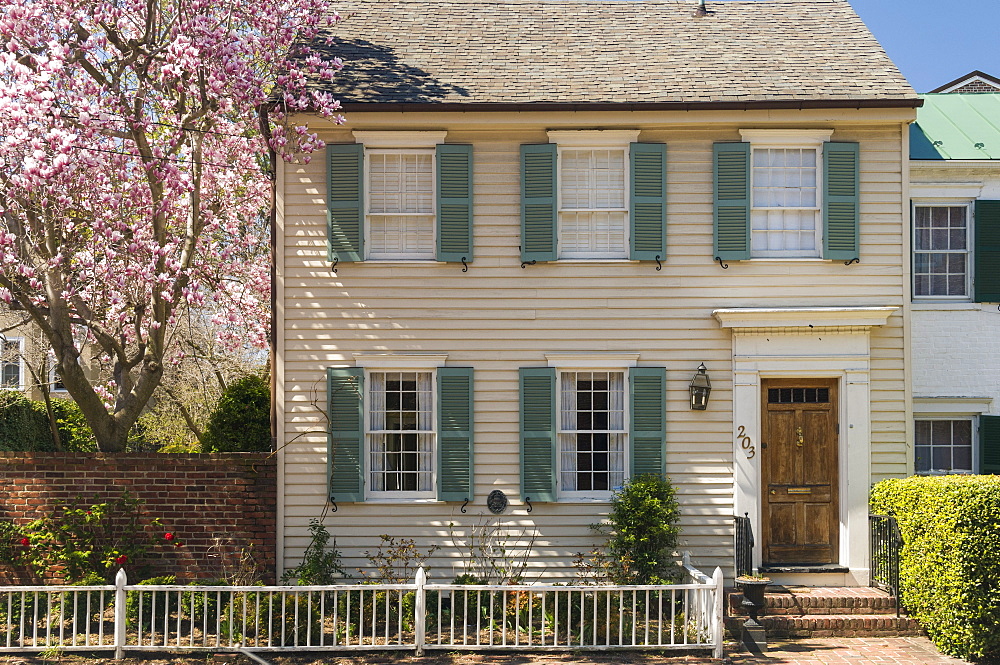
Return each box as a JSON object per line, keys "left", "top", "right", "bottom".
{"left": 0, "top": 390, "right": 96, "bottom": 452}
{"left": 200, "top": 374, "right": 270, "bottom": 453}
{"left": 871, "top": 475, "right": 1000, "bottom": 661}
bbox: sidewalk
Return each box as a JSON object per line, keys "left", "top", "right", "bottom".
{"left": 726, "top": 637, "right": 971, "bottom": 664}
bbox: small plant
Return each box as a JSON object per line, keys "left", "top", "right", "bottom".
{"left": 449, "top": 515, "right": 538, "bottom": 585}
{"left": 281, "top": 520, "right": 345, "bottom": 585}
{"left": 580, "top": 474, "right": 682, "bottom": 585}
{"left": 359, "top": 534, "right": 438, "bottom": 584}
{"left": 7, "top": 492, "right": 165, "bottom": 582}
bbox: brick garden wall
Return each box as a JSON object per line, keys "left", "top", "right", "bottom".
{"left": 0, "top": 452, "right": 276, "bottom": 584}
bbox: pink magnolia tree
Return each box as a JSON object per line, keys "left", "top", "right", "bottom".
{"left": 0, "top": 0, "right": 344, "bottom": 451}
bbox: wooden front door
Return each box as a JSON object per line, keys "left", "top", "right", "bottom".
{"left": 761, "top": 379, "right": 839, "bottom": 565}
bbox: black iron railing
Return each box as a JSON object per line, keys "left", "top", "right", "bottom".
{"left": 734, "top": 512, "right": 754, "bottom": 578}
{"left": 869, "top": 513, "right": 903, "bottom": 616}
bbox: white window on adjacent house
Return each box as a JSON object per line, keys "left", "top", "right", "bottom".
{"left": 912, "top": 204, "right": 971, "bottom": 298}
{"left": 750, "top": 146, "right": 821, "bottom": 258}
{"left": 47, "top": 353, "right": 67, "bottom": 393}
{"left": 0, "top": 338, "right": 23, "bottom": 389}
{"left": 366, "top": 370, "right": 435, "bottom": 498}
{"left": 914, "top": 418, "right": 974, "bottom": 474}
{"left": 558, "top": 370, "right": 627, "bottom": 498}
{"left": 558, "top": 148, "right": 628, "bottom": 258}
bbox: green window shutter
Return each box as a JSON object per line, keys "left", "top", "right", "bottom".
{"left": 981, "top": 416, "right": 1000, "bottom": 475}
{"left": 630, "top": 143, "right": 667, "bottom": 261}
{"left": 823, "top": 142, "right": 860, "bottom": 262}
{"left": 521, "top": 144, "right": 557, "bottom": 262}
{"left": 520, "top": 367, "right": 556, "bottom": 502}
{"left": 438, "top": 367, "right": 474, "bottom": 501}
{"left": 437, "top": 144, "right": 474, "bottom": 263}
{"left": 327, "top": 367, "right": 364, "bottom": 502}
{"left": 713, "top": 142, "right": 751, "bottom": 261}
{"left": 629, "top": 367, "right": 666, "bottom": 478}
{"left": 327, "top": 143, "right": 364, "bottom": 262}
{"left": 974, "top": 200, "right": 1000, "bottom": 302}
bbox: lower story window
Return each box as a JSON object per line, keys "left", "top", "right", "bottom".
{"left": 914, "top": 418, "right": 973, "bottom": 473}
{"left": 367, "top": 371, "right": 435, "bottom": 495}
{"left": 1, "top": 339, "right": 22, "bottom": 389}
{"left": 558, "top": 371, "right": 626, "bottom": 495}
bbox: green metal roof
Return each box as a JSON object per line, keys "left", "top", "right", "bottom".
{"left": 911, "top": 93, "right": 1000, "bottom": 160}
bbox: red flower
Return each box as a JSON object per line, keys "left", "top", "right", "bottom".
{"left": 19, "top": 538, "right": 29, "bottom": 547}
{"left": 164, "top": 532, "right": 174, "bottom": 541}
{"left": 174, "top": 542, "right": 184, "bottom": 548}
{"left": 114, "top": 555, "right": 128, "bottom": 565}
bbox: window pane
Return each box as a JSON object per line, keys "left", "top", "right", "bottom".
{"left": 559, "top": 371, "right": 625, "bottom": 493}
{"left": 914, "top": 419, "right": 974, "bottom": 474}
{"left": 368, "top": 151, "right": 434, "bottom": 258}
{"left": 912, "top": 206, "right": 969, "bottom": 298}
{"left": 369, "top": 371, "right": 434, "bottom": 493}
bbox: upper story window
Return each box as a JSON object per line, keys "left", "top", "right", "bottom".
{"left": 750, "top": 147, "right": 820, "bottom": 258}
{"left": 366, "top": 150, "right": 435, "bottom": 259}
{"left": 558, "top": 146, "right": 628, "bottom": 258}
{"left": 327, "top": 132, "right": 473, "bottom": 266}
{"left": 520, "top": 131, "right": 666, "bottom": 264}
{"left": 550, "top": 131, "right": 636, "bottom": 260}
{"left": 714, "top": 129, "right": 860, "bottom": 263}
{"left": 912, "top": 203, "right": 971, "bottom": 299}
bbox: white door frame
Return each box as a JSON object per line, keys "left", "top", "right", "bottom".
{"left": 714, "top": 307, "right": 896, "bottom": 585}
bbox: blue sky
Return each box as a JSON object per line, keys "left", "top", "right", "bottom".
{"left": 847, "top": 0, "right": 1000, "bottom": 93}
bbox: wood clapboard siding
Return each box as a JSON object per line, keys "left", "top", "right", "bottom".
{"left": 278, "top": 116, "right": 908, "bottom": 580}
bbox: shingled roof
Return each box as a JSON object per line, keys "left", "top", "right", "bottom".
{"left": 316, "top": 0, "right": 918, "bottom": 109}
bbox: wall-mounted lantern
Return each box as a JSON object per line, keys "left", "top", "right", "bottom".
{"left": 689, "top": 363, "right": 712, "bottom": 410}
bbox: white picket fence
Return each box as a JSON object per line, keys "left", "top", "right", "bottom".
{"left": 0, "top": 557, "right": 723, "bottom": 659}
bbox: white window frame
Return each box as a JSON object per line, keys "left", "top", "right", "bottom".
{"left": 740, "top": 129, "right": 832, "bottom": 260}
{"left": 0, "top": 337, "right": 24, "bottom": 390}
{"left": 912, "top": 397, "right": 992, "bottom": 475}
{"left": 47, "top": 352, "right": 67, "bottom": 393}
{"left": 548, "top": 130, "right": 639, "bottom": 260}
{"left": 913, "top": 416, "right": 978, "bottom": 475}
{"left": 355, "top": 353, "right": 447, "bottom": 502}
{"left": 551, "top": 360, "right": 632, "bottom": 502}
{"left": 353, "top": 131, "right": 447, "bottom": 262}
{"left": 911, "top": 200, "right": 973, "bottom": 301}
{"left": 363, "top": 368, "right": 437, "bottom": 500}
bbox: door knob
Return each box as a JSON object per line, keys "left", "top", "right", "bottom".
{"left": 796, "top": 426, "right": 804, "bottom": 447}
{"left": 770, "top": 490, "right": 776, "bottom": 495}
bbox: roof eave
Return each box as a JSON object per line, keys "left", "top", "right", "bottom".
{"left": 337, "top": 98, "right": 924, "bottom": 113}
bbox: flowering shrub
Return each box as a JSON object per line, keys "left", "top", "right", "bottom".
{"left": 0, "top": 492, "right": 175, "bottom": 582}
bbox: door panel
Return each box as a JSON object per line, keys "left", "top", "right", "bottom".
{"left": 762, "top": 379, "right": 839, "bottom": 565}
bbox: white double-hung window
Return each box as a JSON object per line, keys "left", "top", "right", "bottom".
{"left": 912, "top": 203, "right": 971, "bottom": 298}
{"left": 558, "top": 370, "right": 627, "bottom": 496}
{"left": 0, "top": 338, "right": 23, "bottom": 389}
{"left": 549, "top": 130, "right": 639, "bottom": 259}
{"left": 366, "top": 370, "right": 436, "bottom": 497}
{"left": 740, "top": 129, "right": 833, "bottom": 259}
{"left": 366, "top": 150, "right": 435, "bottom": 259}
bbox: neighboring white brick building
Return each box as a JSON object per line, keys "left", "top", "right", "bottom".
{"left": 909, "top": 91, "right": 1000, "bottom": 475}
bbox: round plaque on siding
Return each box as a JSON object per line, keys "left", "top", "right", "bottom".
{"left": 487, "top": 490, "right": 508, "bottom": 515}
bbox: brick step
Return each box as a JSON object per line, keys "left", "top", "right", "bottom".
{"left": 728, "top": 593, "right": 899, "bottom": 615}
{"left": 725, "top": 613, "right": 923, "bottom": 638}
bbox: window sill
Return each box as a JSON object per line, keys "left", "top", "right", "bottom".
{"left": 911, "top": 301, "right": 980, "bottom": 311}
{"left": 554, "top": 259, "right": 639, "bottom": 264}
{"left": 362, "top": 497, "right": 441, "bottom": 504}
{"left": 745, "top": 258, "right": 827, "bottom": 263}
{"left": 362, "top": 260, "right": 446, "bottom": 265}
{"left": 556, "top": 497, "right": 614, "bottom": 504}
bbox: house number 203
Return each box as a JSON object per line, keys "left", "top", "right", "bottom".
{"left": 736, "top": 426, "right": 756, "bottom": 459}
